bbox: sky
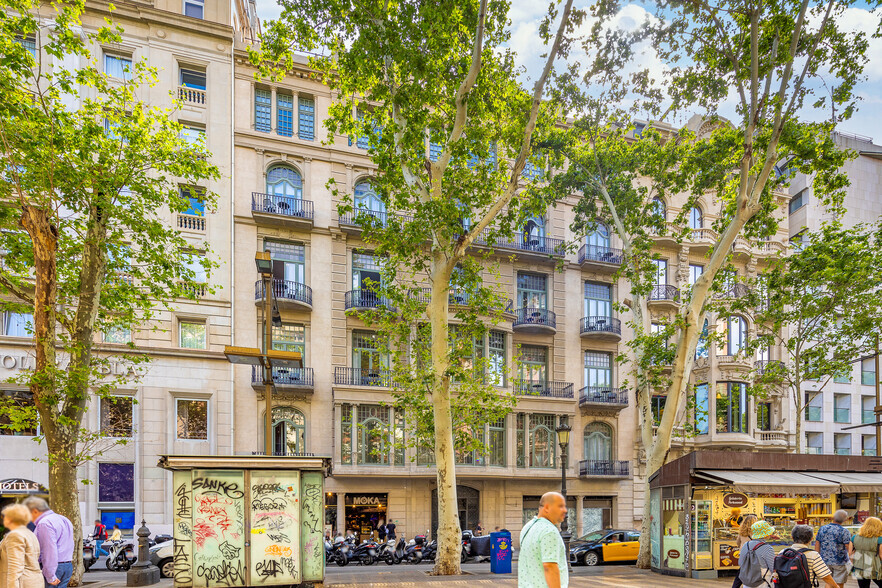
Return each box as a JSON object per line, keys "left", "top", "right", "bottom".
{"left": 253, "top": 0, "right": 882, "bottom": 143}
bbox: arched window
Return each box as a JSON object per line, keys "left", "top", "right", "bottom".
{"left": 354, "top": 181, "right": 385, "bottom": 214}
{"left": 266, "top": 165, "right": 303, "bottom": 198}
{"left": 523, "top": 216, "right": 546, "bottom": 248}
{"left": 727, "top": 316, "right": 748, "bottom": 355}
{"left": 695, "top": 319, "right": 709, "bottom": 359}
{"left": 689, "top": 207, "right": 703, "bottom": 230}
{"left": 271, "top": 406, "right": 306, "bottom": 456}
{"left": 358, "top": 405, "right": 389, "bottom": 464}
{"left": 651, "top": 198, "right": 666, "bottom": 221}
{"left": 583, "top": 422, "right": 613, "bottom": 462}
{"left": 586, "top": 223, "right": 610, "bottom": 249}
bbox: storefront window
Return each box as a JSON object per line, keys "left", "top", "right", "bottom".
{"left": 581, "top": 499, "right": 612, "bottom": 534}
{"left": 716, "top": 382, "right": 747, "bottom": 433}
{"left": 694, "top": 383, "right": 709, "bottom": 435}
{"left": 523, "top": 495, "right": 576, "bottom": 532}
{"left": 345, "top": 493, "right": 387, "bottom": 542}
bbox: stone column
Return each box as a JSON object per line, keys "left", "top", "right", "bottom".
{"left": 576, "top": 495, "right": 584, "bottom": 536}
{"left": 337, "top": 493, "right": 346, "bottom": 536}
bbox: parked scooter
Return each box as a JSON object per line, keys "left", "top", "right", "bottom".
{"left": 82, "top": 536, "right": 98, "bottom": 572}
{"left": 105, "top": 539, "right": 136, "bottom": 571}
{"left": 347, "top": 535, "right": 379, "bottom": 566}
{"left": 330, "top": 538, "right": 350, "bottom": 567}
{"left": 380, "top": 536, "right": 406, "bottom": 565}
{"left": 406, "top": 532, "right": 436, "bottom": 564}
{"left": 460, "top": 530, "right": 492, "bottom": 563}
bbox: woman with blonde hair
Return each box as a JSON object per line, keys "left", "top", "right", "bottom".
{"left": 0, "top": 504, "right": 42, "bottom": 588}
{"left": 732, "top": 514, "right": 758, "bottom": 588}
{"left": 849, "top": 516, "right": 882, "bottom": 588}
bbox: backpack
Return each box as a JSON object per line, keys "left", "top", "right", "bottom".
{"left": 739, "top": 540, "right": 770, "bottom": 587}
{"left": 772, "top": 547, "right": 816, "bottom": 588}
{"left": 96, "top": 523, "right": 107, "bottom": 540}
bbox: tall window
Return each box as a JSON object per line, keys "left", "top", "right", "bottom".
{"left": 298, "top": 96, "right": 315, "bottom": 141}
{"left": 805, "top": 391, "right": 823, "bottom": 422}
{"left": 689, "top": 207, "right": 703, "bottom": 230}
{"left": 179, "top": 124, "right": 205, "bottom": 145}
{"left": 3, "top": 312, "right": 32, "bottom": 337}
{"left": 689, "top": 264, "right": 704, "bottom": 287}
{"left": 176, "top": 399, "right": 208, "bottom": 440}
{"left": 265, "top": 240, "right": 305, "bottom": 284}
{"left": 104, "top": 53, "right": 132, "bottom": 81}
{"left": 523, "top": 216, "right": 546, "bottom": 246}
{"left": 695, "top": 320, "right": 709, "bottom": 359}
{"left": 98, "top": 463, "right": 134, "bottom": 503}
{"left": 255, "top": 89, "right": 271, "bottom": 132}
{"left": 179, "top": 321, "right": 206, "bottom": 349}
{"left": 519, "top": 345, "right": 547, "bottom": 388}
{"left": 583, "top": 422, "right": 612, "bottom": 461}
{"left": 353, "top": 181, "right": 385, "bottom": 214}
{"left": 0, "top": 391, "right": 37, "bottom": 436}
{"left": 488, "top": 417, "right": 505, "bottom": 466}
{"left": 352, "top": 331, "right": 387, "bottom": 372}
{"left": 181, "top": 252, "right": 207, "bottom": 284}
{"left": 584, "top": 352, "right": 612, "bottom": 389}
{"left": 179, "top": 68, "right": 206, "bottom": 90}
{"left": 180, "top": 186, "right": 205, "bottom": 217}
{"left": 716, "top": 382, "right": 748, "bottom": 433}
{"left": 340, "top": 404, "right": 403, "bottom": 466}
{"left": 100, "top": 396, "right": 133, "bottom": 437}
{"left": 651, "top": 395, "right": 665, "bottom": 425}
{"left": 586, "top": 223, "right": 610, "bottom": 249}
{"left": 277, "top": 93, "right": 294, "bottom": 137}
{"left": 757, "top": 402, "right": 771, "bottom": 431}
{"left": 272, "top": 406, "right": 306, "bottom": 455}
{"left": 517, "top": 273, "right": 547, "bottom": 309}
{"left": 862, "top": 358, "right": 876, "bottom": 386}
{"left": 16, "top": 35, "right": 36, "bottom": 58}
{"left": 653, "top": 259, "right": 667, "bottom": 286}
{"left": 271, "top": 324, "right": 305, "bottom": 358}
{"left": 528, "top": 414, "right": 556, "bottom": 468}
{"left": 265, "top": 165, "right": 303, "bottom": 198}
{"left": 651, "top": 198, "right": 666, "bottom": 221}
{"left": 488, "top": 331, "right": 506, "bottom": 386}
{"left": 584, "top": 282, "right": 612, "bottom": 318}
{"left": 183, "top": 0, "right": 204, "bottom": 18}
{"left": 694, "top": 383, "right": 709, "bottom": 434}
{"left": 352, "top": 251, "right": 382, "bottom": 291}
{"left": 727, "top": 316, "right": 748, "bottom": 355}
{"left": 789, "top": 189, "right": 807, "bottom": 214}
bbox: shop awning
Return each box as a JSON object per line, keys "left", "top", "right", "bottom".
{"left": 804, "top": 472, "right": 882, "bottom": 493}
{"left": 695, "top": 470, "right": 839, "bottom": 494}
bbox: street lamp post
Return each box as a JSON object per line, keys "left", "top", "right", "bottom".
{"left": 556, "top": 418, "right": 572, "bottom": 570}
{"left": 224, "top": 251, "right": 301, "bottom": 456}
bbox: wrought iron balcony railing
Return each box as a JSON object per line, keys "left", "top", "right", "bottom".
{"left": 515, "top": 381, "right": 574, "bottom": 399}
{"left": 334, "top": 367, "right": 394, "bottom": 387}
{"left": 579, "top": 460, "right": 630, "bottom": 477}
{"left": 512, "top": 307, "right": 556, "bottom": 329}
{"left": 579, "top": 386, "right": 628, "bottom": 407}
{"left": 252, "top": 366, "right": 315, "bottom": 387}
{"left": 345, "top": 289, "right": 396, "bottom": 312}
{"left": 251, "top": 192, "right": 314, "bottom": 220}
{"left": 649, "top": 284, "right": 680, "bottom": 303}
{"left": 255, "top": 279, "right": 313, "bottom": 307}
{"left": 580, "top": 316, "right": 621, "bottom": 336}
{"left": 578, "top": 244, "right": 623, "bottom": 265}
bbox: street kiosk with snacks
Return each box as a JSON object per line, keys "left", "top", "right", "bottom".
{"left": 158, "top": 454, "right": 330, "bottom": 588}
{"left": 649, "top": 451, "right": 882, "bottom": 579}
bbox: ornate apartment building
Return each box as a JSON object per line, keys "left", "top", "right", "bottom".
{"left": 1, "top": 0, "right": 809, "bottom": 542}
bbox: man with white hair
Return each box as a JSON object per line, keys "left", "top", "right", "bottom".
{"left": 23, "top": 497, "right": 74, "bottom": 588}
{"left": 518, "top": 491, "right": 568, "bottom": 588}
{"left": 815, "top": 510, "right": 853, "bottom": 588}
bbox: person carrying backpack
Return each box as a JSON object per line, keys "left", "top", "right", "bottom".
{"left": 739, "top": 520, "right": 777, "bottom": 587}
{"left": 773, "top": 524, "right": 838, "bottom": 588}
{"left": 848, "top": 516, "right": 882, "bottom": 588}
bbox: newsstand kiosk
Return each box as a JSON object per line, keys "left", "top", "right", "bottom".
{"left": 649, "top": 451, "right": 882, "bottom": 580}
{"left": 158, "top": 454, "right": 330, "bottom": 588}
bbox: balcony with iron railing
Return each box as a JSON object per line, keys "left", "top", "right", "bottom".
{"left": 251, "top": 192, "right": 314, "bottom": 227}
{"left": 579, "top": 316, "right": 622, "bottom": 341}
{"left": 579, "top": 460, "right": 630, "bottom": 478}
{"left": 251, "top": 451, "right": 317, "bottom": 457}
{"left": 252, "top": 366, "right": 315, "bottom": 391}
{"left": 648, "top": 284, "right": 680, "bottom": 307}
{"left": 339, "top": 208, "right": 404, "bottom": 232}
{"left": 345, "top": 289, "right": 397, "bottom": 313}
{"left": 255, "top": 279, "right": 313, "bottom": 310}
{"left": 177, "top": 213, "right": 205, "bottom": 232}
{"left": 718, "top": 284, "right": 752, "bottom": 299}
{"left": 471, "top": 228, "right": 566, "bottom": 261}
{"left": 578, "top": 244, "right": 623, "bottom": 268}
{"left": 334, "top": 367, "right": 394, "bottom": 387}
{"left": 755, "top": 360, "right": 785, "bottom": 375}
{"left": 805, "top": 406, "right": 823, "bottom": 422}
{"left": 512, "top": 307, "right": 556, "bottom": 334}
{"left": 579, "top": 386, "right": 628, "bottom": 411}
{"left": 834, "top": 408, "right": 851, "bottom": 423}
{"left": 515, "top": 381, "right": 574, "bottom": 399}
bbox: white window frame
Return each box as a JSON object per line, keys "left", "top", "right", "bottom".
{"left": 179, "top": 320, "right": 207, "bottom": 349}
{"left": 182, "top": 0, "right": 204, "bottom": 18}
{"left": 175, "top": 398, "right": 209, "bottom": 440}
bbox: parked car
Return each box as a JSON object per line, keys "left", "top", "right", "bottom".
{"left": 149, "top": 540, "right": 174, "bottom": 578}
{"left": 569, "top": 529, "right": 640, "bottom": 566}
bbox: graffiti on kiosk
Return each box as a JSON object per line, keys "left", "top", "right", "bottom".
{"left": 264, "top": 544, "right": 292, "bottom": 558}
{"left": 192, "top": 477, "right": 245, "bottom": 499}
{"left": 195, "top": 559, "right": 244, "bottom": 587}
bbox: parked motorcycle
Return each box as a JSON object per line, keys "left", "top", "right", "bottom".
{"left": 330, "top": 537, "right": 351, "bottom": 567}
{"left": 406, "top": 533, "right": 436, "bottom": 564}
{"left": 347, "top": 536, "right": 379, "bottom": 566}
{"left": 460, "top": 530, "right": 492, "bottom": 563}
{"left": 82, "top": 536, "right": 98, "bottom": 572}
{"left": 105, "top": 539, "right": 136, "bottom": 571}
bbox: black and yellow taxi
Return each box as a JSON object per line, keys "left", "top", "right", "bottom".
{"left": 568, "top": 529, "right": 640, "bottom": 566}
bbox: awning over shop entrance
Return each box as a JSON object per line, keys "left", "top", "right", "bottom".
{"left": 694, "top": 470, "right": 839, "bottom": 495}
{"left": 804, "top": 472, "right": 882, "bottom": 493}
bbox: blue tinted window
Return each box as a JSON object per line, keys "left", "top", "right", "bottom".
{"left": 277, "top": 94, "right": 293, "bottom": 137}
{"left": 255, "top": 89, "right": 271, "bottom": 133}
{"left": 298, "top": 97, "right": 315, "bottom": 141}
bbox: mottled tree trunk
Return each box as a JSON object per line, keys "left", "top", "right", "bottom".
{"left": 428, "top": 259, "right": 461, "bottom": 575}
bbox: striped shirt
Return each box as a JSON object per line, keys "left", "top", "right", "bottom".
{"left": 791, "top": 544, "right": 832, "bottom": 583}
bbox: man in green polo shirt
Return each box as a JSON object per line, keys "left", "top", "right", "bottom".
{"left": 518, "top": 492, "right": 568, "bottom": 588}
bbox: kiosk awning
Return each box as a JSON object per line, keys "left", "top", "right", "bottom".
{"left": 804, "top": 472, "right": 882, "bottom": 493}
{"left": 695, "top": 470, "right": 839, "bottom": 494}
